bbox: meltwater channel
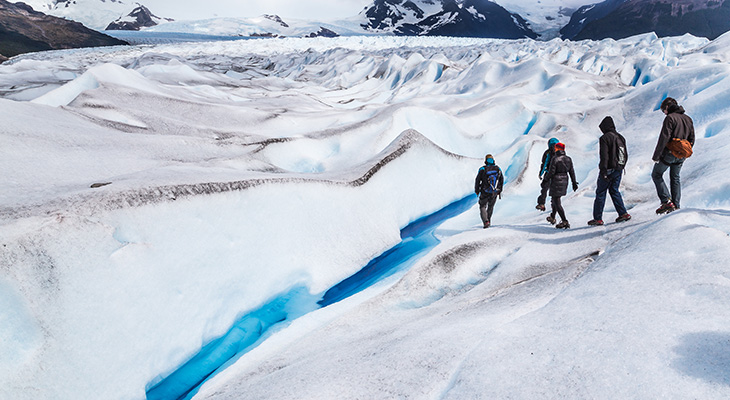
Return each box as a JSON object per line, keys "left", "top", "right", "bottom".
{"left": 145, "top": 194, "right": 476, "bottom": 400}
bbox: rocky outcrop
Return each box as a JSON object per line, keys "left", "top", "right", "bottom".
{"left": 305, "top": 27, "right": 339, "bottom": 38}
{"left": 0, "top": 0, "right": 127, "bottom": 58}
{"left": 105, "top": 4, "right": 173, "bottom": 30}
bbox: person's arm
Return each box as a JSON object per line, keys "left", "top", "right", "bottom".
{"left": 598, "top": 135, "right": 608, "bottom": 178}
{"left": 652, "top": 116, "right": 673, "bottom": 161}
{"left": 474, "top": 168, "right": 482, "bottom": 194}
{"left": 539, "top": 150, "right": 548, "bottom": 178}
{"left": 569, "top": 160, "right": 579, "bottom": 191}
{"left": 498, "top": 168, "right": 505, "bottom": 193}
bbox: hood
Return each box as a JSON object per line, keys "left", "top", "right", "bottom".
{"left": 599, "top": 116, "right": 616, "bottom": 133}
{"left": 668, "top": 104, "right": 685, "bottom": 114}
{"left": 548, "top": 137, "right": 559, "bottom": 149}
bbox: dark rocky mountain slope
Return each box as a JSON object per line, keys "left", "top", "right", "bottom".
{"left": 563, "top": 0, "right": 730, "bottom": 40}
{"left": 0, "top": 0, "right": 126, "bottom": 59}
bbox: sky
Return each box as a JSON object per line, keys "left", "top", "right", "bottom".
{"left": 2, "top": 31, "right": 730, "bottom": 400}
{"left": 142, "top": 0, "right": 373, "bottom": 20}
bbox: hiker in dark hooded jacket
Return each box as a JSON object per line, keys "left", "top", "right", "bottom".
{"left": 544, "top": 142, "right": 578, "bottom": 229}
{"left": 536, "top": 137, "right": 559, "bottom": 211}
{"left": 588, "top": 116, "right": 631, "bottom": 226}
{"left": 652, "top": 97, "right": 695, "bottom": 214}
{"left": 474, "top": 154, "right": 504, "bottom": 228}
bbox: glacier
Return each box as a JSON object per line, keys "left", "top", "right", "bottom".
{"left": 1, "top": 33, "right": 730, "bottom": 399}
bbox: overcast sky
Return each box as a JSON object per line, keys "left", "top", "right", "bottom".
{"left": 142, "top": 0, "right": 373, "bottom": 21}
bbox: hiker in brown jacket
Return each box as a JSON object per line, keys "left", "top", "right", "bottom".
{"left": 652, "top": 97, "right": 695, "bottom": 214}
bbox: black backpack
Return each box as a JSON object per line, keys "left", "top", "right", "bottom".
{"left": 481, "top": 167, "right": 501, "bottom": 194}
{"left": 615, "top": 133, "right": 628, "bottom": 168}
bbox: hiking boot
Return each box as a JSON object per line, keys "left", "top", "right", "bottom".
{"left": 655, "top": 202, "right": 676, "bottom": 214}
{"left": 587, "top": 219, "right": 604, "bottom": 226}
{"left": 546, "top": 216, "right": 556, "bottom": 225}
{"left": 536, "top": 204, "right": 546, "bottom": 211}
{"left": 556, "top": 220, "right": 570, "bottom": 229}
{"left": 483, "top": 221, "right": 490, "bottom": 229}
{"left": 615, "top": 213, "right": 631, "bottom": 223}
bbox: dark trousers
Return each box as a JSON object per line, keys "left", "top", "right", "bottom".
{"left": 652, "top": 152, "right": 684, "bottom": 208}
{"left": 593, "top": 169, "right": 627, "bottom": 220}
{"left": 550, "top": 196, "right": 566, "bottom": 222}
{"left": 479, "top": 193, "right": 498, "bottom": 225}
{"left": 537, "top": 178, "right": 550, "bottom": 205}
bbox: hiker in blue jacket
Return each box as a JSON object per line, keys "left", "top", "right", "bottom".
{"left": 474, "top": 154, "right": 504, "bottom": 229}
{"left": 536, "top": 138, "right": 559, "bottom": 211}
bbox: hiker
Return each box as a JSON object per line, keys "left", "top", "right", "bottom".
{"left": 536, "top": 137, "right": 559, "bottom": 211}
{"left": 588, "top": 116, "right": 631, "bottom": 226}
{"left": 544, "top": 142, "right": 578, "bottom": 229}
{"left": 474, "top": 154, "right": 504, "bottom": 228}
{"left": 652, "top": 97, "right": 695, "bottom": 214}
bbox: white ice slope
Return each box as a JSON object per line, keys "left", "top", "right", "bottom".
{"left": 1, "top": 33, "right": 730, "bottom": 399}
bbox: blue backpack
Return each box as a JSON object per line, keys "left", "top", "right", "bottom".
{"left": 481, "top": 167, "right": 501, "bottom": 194}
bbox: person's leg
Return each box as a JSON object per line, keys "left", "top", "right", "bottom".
{"left": 553, "top": 196, "right": 566, "bottom": 221}
{"left": 537, "top": 178, "right": 550, "bottom": 206}
{"left": 547, "top": 195, "right": 557, "bottom": 224}
{"left": 607, "top": 169, "right": 628, "bottom": 216}
{"left": 479, "top": 195, "right": 489, "bottom": 226}
{"left": 651, "top": 161, "right": 671, "bottom": 204}
{"left": 669, "top": 162, "right": 684, "bottom": 208}
{"left": 592, "top": 174, "right": 610, "bottom": 220}
{"left": 486, "top": 194, "right": 497, "bottom": 222}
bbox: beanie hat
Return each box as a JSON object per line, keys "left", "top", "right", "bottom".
{"left": 555, "top": 142, "right": 565, "bottom": 151}
{"left": 485, "top": 154, "right": 495, "bottom": 165}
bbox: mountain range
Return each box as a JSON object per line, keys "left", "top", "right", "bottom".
{"left": 5, "top": 0, "right": 730, "bottom": 61}
{"left": 360, "top": 0, "right": 537, "bottom": 39}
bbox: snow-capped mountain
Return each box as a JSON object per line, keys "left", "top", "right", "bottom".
{"left": 0, "top": 0, "right": 126, "bottom": 59}
{"left": 105, "top": 4, "right": 173, "bottom": 31}
{"left": 360, "top": 0, "right": 537, "bottom": 39}
{"left": 143, "top": 14, "right": 362, "bottom": 38}
{"left": 21, "top": 0, "right": 170, "bottom": 31}
{"left": 492, "top": 0, "right": 589, "bottom": 39}
{"left": 562, "top": 0, "right": 730, "bottom": 40}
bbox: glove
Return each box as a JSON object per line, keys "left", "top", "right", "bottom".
{"left": 572, "top": 182, "right": 579, "bottom": 192}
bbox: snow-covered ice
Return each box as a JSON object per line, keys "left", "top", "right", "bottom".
{"left": 1, "top": 33, "right": 730, "bottom": 399}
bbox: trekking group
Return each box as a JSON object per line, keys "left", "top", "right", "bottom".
{"left": 474, "top": 97, "right": 695, "bottom": 229}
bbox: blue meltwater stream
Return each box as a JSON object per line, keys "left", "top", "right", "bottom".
{"left": 145, "top": 194, "right": 476, "bottom": 400}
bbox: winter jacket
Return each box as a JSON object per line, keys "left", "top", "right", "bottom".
{"left": 474, "top": 164, "right": 504, "bottom": 195}
{"left": 539, "top": 138, "right": 560, "bottom": 178}
{"left": 652, "top": 104, "right": 695, "bottom": 162}
{"left": 545, "top": 150, "right": 577, "bottom": 197}
{"left": 598, "top": 116, "right": 628, "bottom": 175}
